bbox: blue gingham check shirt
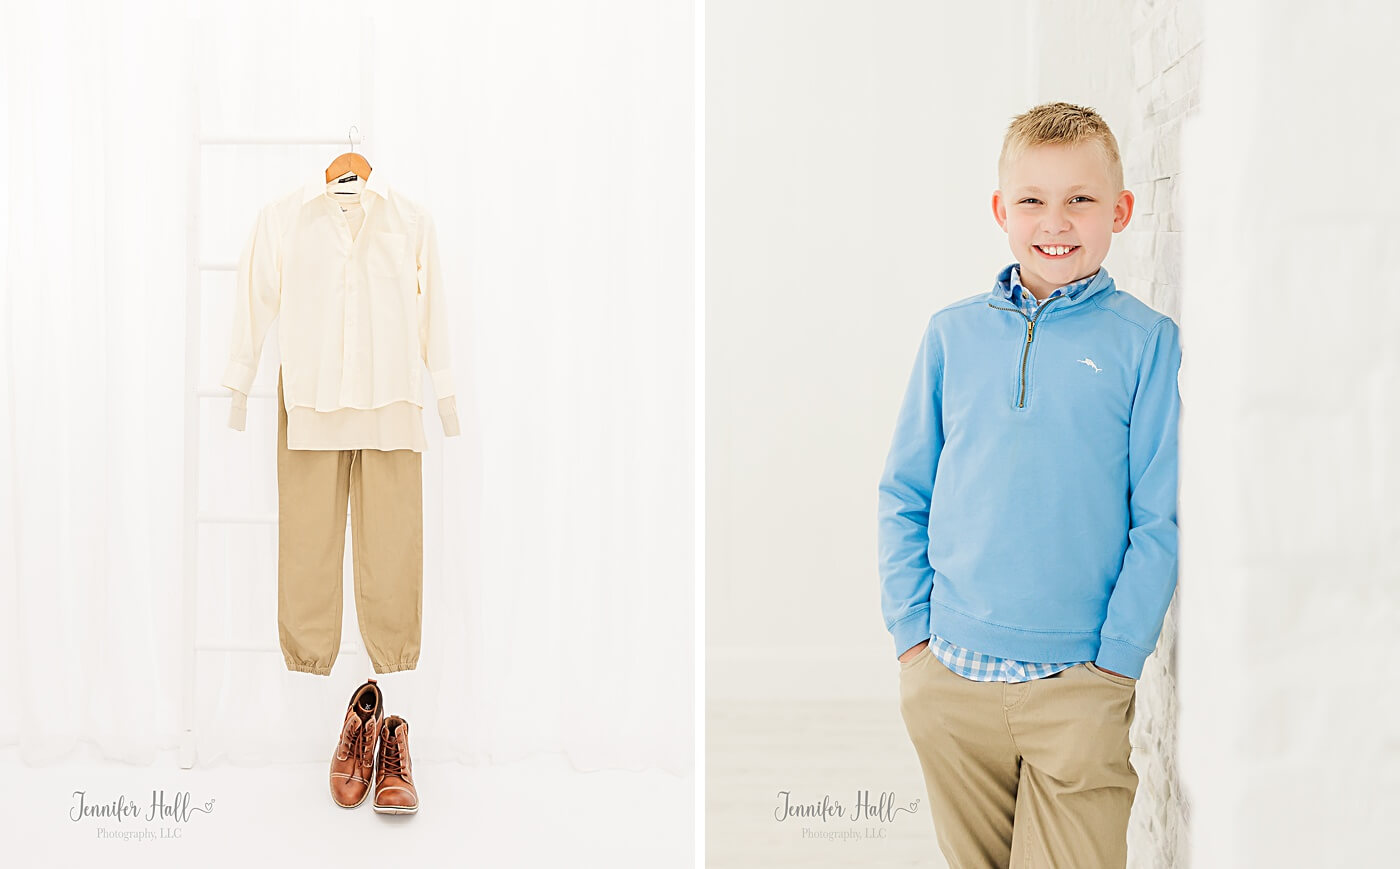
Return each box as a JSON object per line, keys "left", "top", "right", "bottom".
{"left": 926, "top": 264, "right": 1106, "bottom": 682}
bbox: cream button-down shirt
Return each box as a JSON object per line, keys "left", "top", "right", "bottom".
{"left": 221, "top": 168, "right": 460, "bottom": 451}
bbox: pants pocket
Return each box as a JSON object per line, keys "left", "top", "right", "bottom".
{"left": 1083, "top": 660, "right": 1137, "bottom": 688}
{"left": 899, "top": 643, "right": 933, "bottom": 672}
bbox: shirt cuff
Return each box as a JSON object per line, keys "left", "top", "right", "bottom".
{"left": 430, "top": 368, "right": 456, "bottom": 402}
{"left": 438, "top": 396, "right": 461, "bottom": 437}
{"left": 221, "top": 359, "right": 257, "bottom": 396}
{"left": 227, "top": 389, "right": 247, "bottom": 431}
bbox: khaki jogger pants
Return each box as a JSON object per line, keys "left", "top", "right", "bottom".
{"left": 899, "top": 646, "right": 1138, "bottom": 868}
{"left": 276, "top": 368, "right": 423, "bottom": 676}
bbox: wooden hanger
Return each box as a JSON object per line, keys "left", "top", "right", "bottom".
{"left": 325, "top": 124, "right": 372, "bottom": 184}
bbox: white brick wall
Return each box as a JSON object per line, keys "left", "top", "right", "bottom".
{"left": 1125, "top": 3, "right": 1199, "bottom": 867}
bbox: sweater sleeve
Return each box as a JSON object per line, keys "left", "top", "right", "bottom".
{"left": 877, "top": 314, "right": 944, "bottom": 659}
{"left": 415, "top": 209, "right": 460, "bottom": 437}
{"left": 220, "top": 204, "right": 281, "bottom": 429}
{"left": 1095, "top": 316, "right": 1182, "bottom": 678}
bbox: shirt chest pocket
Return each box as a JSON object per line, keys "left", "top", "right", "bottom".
{"left": 365, "top": 231, "right": 410, "bottom": 280}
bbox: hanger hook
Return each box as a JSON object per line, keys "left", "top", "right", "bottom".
{"left": 348, "top": 124, "right": 360, "bottom": 154}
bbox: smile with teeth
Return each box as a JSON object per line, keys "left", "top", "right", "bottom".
{"left": 1035, "top": 244, "right": 1079, "bottom": 258}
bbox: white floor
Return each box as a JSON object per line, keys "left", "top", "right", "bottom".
{"left": 707, "top": 699, "right": 945, "bottom": 869}
{"left": 7, "top": 744, "right": 692, "bottom": 868}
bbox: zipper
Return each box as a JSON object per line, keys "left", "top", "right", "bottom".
{"left": 987, "top": 296, "right": 1064, "bottom": 408}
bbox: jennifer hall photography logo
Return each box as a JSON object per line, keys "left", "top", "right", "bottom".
{"left": 773, "top": 789, "right": 920, "bottom": 843}
{"left": 69, "top": 789, "right": 217, "bottom": 841}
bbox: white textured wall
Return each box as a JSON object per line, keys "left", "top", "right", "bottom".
{"left": 1178, "top": 1, "right": 1400, "bottom": 866}
{"left": 1031, "top": 1, "right": 1203, "bottom": 866}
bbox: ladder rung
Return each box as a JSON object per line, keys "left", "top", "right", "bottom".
{"left": 199, "top": 135, "right": 363, "bottom": 146}
{"left": 198, "top": 512, "right": 277, "bottom": 525}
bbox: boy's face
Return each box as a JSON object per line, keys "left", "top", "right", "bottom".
{"left": 991, "top": 142, "right": 1134, "bottom": 297}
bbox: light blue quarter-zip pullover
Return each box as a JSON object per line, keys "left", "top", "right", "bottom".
{"left": 878, "top": 262, "right": 1182, "bottom": 680}
{"left": 924, "top": 263, "right": 1097, "bottom": 682}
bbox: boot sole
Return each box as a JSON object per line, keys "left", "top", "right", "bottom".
{"left": 372, "top": 802, "right": 419, "bottom": 814}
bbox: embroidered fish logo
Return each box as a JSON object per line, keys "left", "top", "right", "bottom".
{"left": 1077, "top": 357, "right": 1102, "bottom": 373}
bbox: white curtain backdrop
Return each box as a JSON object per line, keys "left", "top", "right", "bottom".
{"left": 1, "top": 0, "right": 692, "bottom": 778}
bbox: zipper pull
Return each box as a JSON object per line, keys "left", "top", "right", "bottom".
{"left": 1027, "top": 321, "right": 1035, "bottom": 343}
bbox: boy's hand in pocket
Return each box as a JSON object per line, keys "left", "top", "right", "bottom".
{"left": 898, "top": 640, "right": 930, "bottom": 663}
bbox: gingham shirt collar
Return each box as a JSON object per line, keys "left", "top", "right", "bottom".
{"left": 1002, "top": 264, "right": 1102, "bottom": 316}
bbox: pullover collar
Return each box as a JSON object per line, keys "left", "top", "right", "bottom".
{"left": 989, "top": 261, "right": 1115, "bottom": 315}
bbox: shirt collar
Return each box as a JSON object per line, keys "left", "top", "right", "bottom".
{"left": 301, "top": 166, "right": 389, "bottom": 207}
{"left": 1003, "top": 263, "right": 1103, "bottom": 306}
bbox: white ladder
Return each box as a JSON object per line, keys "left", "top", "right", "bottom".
{"left": 181, "top": 97, "right": 375, "bottom": 769}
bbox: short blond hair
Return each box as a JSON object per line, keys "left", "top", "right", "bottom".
{"left": 998, "top": 101, "right": 1124, "bottom": 195}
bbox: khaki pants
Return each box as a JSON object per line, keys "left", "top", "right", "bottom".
{"left": 899, "top": 646, "right": 1138, "bottom": 868}
{"left": 276, "top": 368, "right": 423, "bottom": 675}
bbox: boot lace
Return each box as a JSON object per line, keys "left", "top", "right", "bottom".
{"left": 380, "top": 734, "right": 407, "bottom": 778}
{"left": 337, "top": 716, "right": 376, "bottom": 769}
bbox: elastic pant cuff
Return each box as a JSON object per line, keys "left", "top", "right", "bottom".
{"left": 285, "top": 660, "right": 333, "bottom": 676}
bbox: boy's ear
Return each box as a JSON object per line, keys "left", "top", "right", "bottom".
{"left": 1114, "top": 189, "right": 1136, "bottom": 231}
{"left": 991, "top": 190, "right": 1007, "bottom": 230}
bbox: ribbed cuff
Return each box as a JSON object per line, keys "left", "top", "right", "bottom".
{"left": 1094, "top": 636, "right": 1151, "bottom": 679}
{"left": 890, "top": 607, "right": 931, "bottom": 659}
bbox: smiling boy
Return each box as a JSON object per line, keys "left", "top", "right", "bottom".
{"left": 877, "top": 102, "right": 1181, "bottom": 866}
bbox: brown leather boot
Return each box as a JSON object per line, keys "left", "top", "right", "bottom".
{"left": 372, "top": 715, "right": 419, "bottom": 814}
{"left": 329, "top": 678, "right": 384, "bottom": 808}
